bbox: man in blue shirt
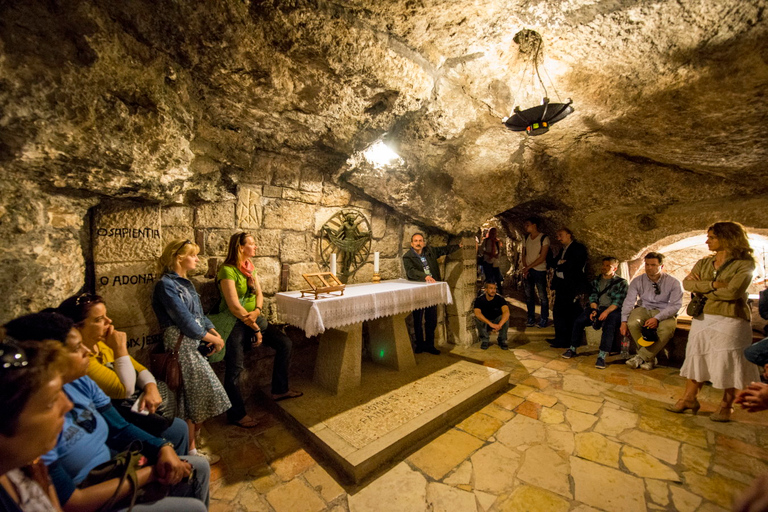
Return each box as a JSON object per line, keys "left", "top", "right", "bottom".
{"left": 620, "top": 252, "right": 684, "bottom": 370}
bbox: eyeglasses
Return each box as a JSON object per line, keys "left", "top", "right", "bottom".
{"left": 175, "top": 240, "right": 192, "bottom": 255}
{"left": 652, "top": 282, "right": 661, "bottom": 295}
{"left": 75, "top": 293, "right": 98, "bottom": 306}
{"left": 0, "top": 341, "right": 28, "bottom": 369}
{"left": 69, "top": 408, "right": 97, "bottom": 434}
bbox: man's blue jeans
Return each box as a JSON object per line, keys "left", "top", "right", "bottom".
{"left": 525, "top": 269, "right": 549, "bottom": 322}
{"left": 745, "top": 337, "right": 768, "bottom": 367}
{"left": 475, "top": 315, "right": 509, "bottom": 345}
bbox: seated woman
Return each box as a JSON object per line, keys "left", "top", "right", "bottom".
{"left": 152, "top": 239, "right": 230, "bottom": 463}
{"left": 0, "top": 334, "right": 71, "bottom": 511}
{"left": 5, "top": 312, "right": 209, "bottom": 512}
{"left": 56, "top": 294, "right": 187, "bottom": 446}
{"left": 209, "top": 232, "right": 300, "bottom": 428}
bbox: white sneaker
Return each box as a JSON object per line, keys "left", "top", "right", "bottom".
{"left": 639, "top": 358, "right": 656, "bottom": 370}
{"left": 625, "top": 355, "right": 642, "bottom": 369}
{"left": 193, "top": 449, "right": 221, "bottom": 465}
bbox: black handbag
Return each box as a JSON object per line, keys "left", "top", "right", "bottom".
{"left": 79, "top": 441, "right": 143, "bottom": 512}
{"left": 687, "top": 294, "right": 707, "bottom": 318}
{"left": 112, "top": 380, "right": 177, "bottom": 437}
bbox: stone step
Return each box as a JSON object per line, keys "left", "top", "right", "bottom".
{"left": 271, "top": 358, "right": 509, "bottom": 483}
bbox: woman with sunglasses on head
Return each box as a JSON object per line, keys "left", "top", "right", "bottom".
{"left": 56, "top": 294, "right": 188, "bottom": 451}
{"left": 669, "top": 221, "right": 760, "bottom": 422}
{"left": 210, "top": 232, "right": 300, "bottom": 429}
{"left": 0, "top": 334, "right": 71, "bottom": 512}
{"left": 5, "top": 312, "right": 209, "bottom": 512}
{"left": 152, "top": 239, "right": 229, "bottom": 463}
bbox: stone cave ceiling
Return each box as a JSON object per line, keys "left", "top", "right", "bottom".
{"left": 1, "top": 0, "right": 767, "bottom": 233}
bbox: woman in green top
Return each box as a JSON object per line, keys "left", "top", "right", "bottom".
{"left": 213, "top": 232, "right": 301, "bottom": 428}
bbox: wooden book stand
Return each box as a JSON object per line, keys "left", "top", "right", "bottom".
{"left": 300, "top": 272, "right": 346, "bottom": 299}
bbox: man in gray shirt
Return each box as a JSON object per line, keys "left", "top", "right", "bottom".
{"left": 620, "top": 252, "right": 684, "bottom": 370}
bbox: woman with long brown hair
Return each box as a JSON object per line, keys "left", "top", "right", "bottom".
{"left": 209, "top": 232, "right": 300, "bottom": 429}
{"left": 668, "top": 221, "right": 760, "bottom": 421}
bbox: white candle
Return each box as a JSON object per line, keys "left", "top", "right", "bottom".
{"left": 330, "top": 253, "right": 337, "bottom": 275}
{"left": 374, "top": 252, "right": 380, "bottom": 273}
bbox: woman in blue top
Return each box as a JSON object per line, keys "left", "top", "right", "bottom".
{"left": 152, "top": 239, "right": 230, "bottom": 462}
{"left": 6, "top": 312, "right": 209, "bottom": 512}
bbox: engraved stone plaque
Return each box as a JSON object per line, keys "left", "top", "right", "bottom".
{"left": 95, "top": 261, "right": 158, "bottom": 328}
{"left": 93, "top": 203, "right": 162, "bottom": 264}
{"left": 237, "top": 186, "right": 262, "bottom": 228}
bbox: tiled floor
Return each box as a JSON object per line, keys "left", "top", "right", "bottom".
{"left": 203, "top": 328, "right": 768, "bottom": 512}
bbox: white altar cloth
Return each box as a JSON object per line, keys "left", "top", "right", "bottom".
{"left": 275, "top": 279, "right": 453, "bottom": 337}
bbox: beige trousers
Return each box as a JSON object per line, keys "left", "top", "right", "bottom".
{"left": 626, "top": 307, "right": 677, "bottom": 362}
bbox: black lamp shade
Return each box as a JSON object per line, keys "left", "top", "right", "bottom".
{"left": 504, "top": 98, "right": 574, "bottom": 135}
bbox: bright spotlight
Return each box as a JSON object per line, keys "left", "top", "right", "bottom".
{"left": 363, "top": 140, "right": 402, "bottom": 167}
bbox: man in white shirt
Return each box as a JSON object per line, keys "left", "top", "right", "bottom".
{"left": 521, "top": 217, "right": 551, "bottom": 328}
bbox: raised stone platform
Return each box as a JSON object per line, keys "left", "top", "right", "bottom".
{"left": 273, "top": 356, "right": 509, "bottom": 483}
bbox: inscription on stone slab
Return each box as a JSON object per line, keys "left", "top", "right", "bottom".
{"left": 323, "top": 362, "right": 498, "bottom": 449}
{"left": 95, "top": 261, "right": 158, "bottom": 328}
{"left": 237, "top": 186, "right": 263, "bottom": 228}
{"left": 93, "top": 204, "right": 162, "bottom": 264}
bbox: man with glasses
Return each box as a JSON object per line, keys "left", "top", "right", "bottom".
{"left": 620, "top": 252, "right": 683, "bottom": 370}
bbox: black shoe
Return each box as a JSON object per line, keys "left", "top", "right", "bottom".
{"left": 414, "top": 347, "right": 424, "bottom": 354}
{"left": 426, "top": 347, "right": 441, "bottom": 355}
{"left": 546, "top": 338, "right": 558, "bottom": 344}
{"left": 499, "top": 343, "right": 509, "bottom": 350}
{"left": 480, "top": 342, "right": 490, "bottom": 350}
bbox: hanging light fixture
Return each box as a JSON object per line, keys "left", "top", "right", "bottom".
{"left": 502, "top": 29, "right": 574, "bottom": 136}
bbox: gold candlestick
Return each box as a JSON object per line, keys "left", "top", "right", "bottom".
{"left": 372, "top": 272, "right": 381, "bottom": 283}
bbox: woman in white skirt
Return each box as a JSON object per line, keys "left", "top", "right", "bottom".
{"left": 668, "top": 221, "right": 760, "bottom": 422}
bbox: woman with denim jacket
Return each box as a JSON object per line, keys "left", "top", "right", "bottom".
{"left": 152, "top": 239, "right": 230, "bottom": 463}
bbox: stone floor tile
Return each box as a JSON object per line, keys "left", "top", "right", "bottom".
{"left": 210, "top": 500, "right": 244, "bottom": 512}
{"left": 531, "top": 367, "right": 560, "bottom": 380}
{"left": 621, "top": 445, "right": 680, "bottom": 481}
{"left": 569, "top": 505, "right": 602, "bottom": 512}
{"left": 304, "top": 464, "right": 346, "bottom": 503}
{"left": 509, "top": 384, "right": 536, "bottom": 398}
{"left": 520, "top": 359, "right": 547, "bottom": 371}
{"left": 471, "top": 442, "right": 521, "bottom": 494}
{"left": 605, "top": 375, "right": 630, "bottom": 386}
{"left": 347, "top": 463, "right": 426, "bottom": 512}
{"left": 497, "top": 413, "right": 546, "bottom": 449}
{"left": 251, "top": 472, "right": 282, "bottom": 494}
{"left": 457, "top": 412, "right": 504, "bottom": 440}
{"left": 426, "top": 482, "right": 477, "bottom": 512}
{"left": 480, "top": 402, "right": 516, "bottom": 422}
{"left": 714, "top": 445, "right": 768, "bottom": 479}
{"left": 539, "top": 407, "right": 565, "bottom": 424}
{"left": 644, "top": 478, "right": 670, "bottom": 506}
{"left": 571, "top": 456, "right": 647, "bottom": 512}
{"left": 236, "top": 484, "right": 271, "bottom": 512}
{"left": 270, "top": 448, "right": 316, "bottom": 481}
{"left": 517, "top": 445, "right": 571, "bottom": 497}
{"left": 712, "top": 464, "right": 753, "bottom": 485}
{"left": 565, "top": 409, "right": 598, "bottom": 432}
{"left": 638, "top": 415, "right": 708, "bottom": 448}
{"left": 515, "top": 400, "right": 541, "bottom": 419}
{"left": 682, "top": 471, "right": 748, "bottom": 509}
{"left": 690, "top": 416, "right": 757, "bottom": 444}
{"left": 266, "top": 478, "right": 326, "bottom": 512}
{"left": 255, "top": 426, "right": 303, "bottom": 461}
{"left": 574, "top": 432, "right": 621, "bottom": 468}
{"left": 526, "top": 391, "right": 558, "bottom": 408}
{"left": 225, "top": 441, "right": 268, "bottom": 471}
{"left": 475, "top": 490, "right": 497, "bottom": 511}
{"left": 522, "top": 376, "right": 550, "bottom": 390}
{"left": 499, "top": 485, "right": 570, "bottom": 512}
{"left": 494, "top": 393, "right": 525, "bottom": 411}
{"left": 716, "top": 435, "right": 768, "bottom": 462}
{"left": 669, "top": 484, "right": 703, "bottom": 512}
{"left": 555, "top": 392, "right": 604, "bottom": 414}
{"left": 619, "top": 430, "right": 680, "bottom": 465}
{"left": 696, "top": 502, "right": 730, "bottom": 512}
{"left": 563, "top": 374, "right": 613, "bottom": 396}
{"left": 680, "top": 443, "right": 711, "bottom": 475}
{"left": 593, "top": 407, "right": 638, "bottom": 436}
{"left": 546, "top": 424, "right": 575, "bottom": 455}
{"left": 212, "top": 478, "right": 246, "bottom": 502}
{"left": 443, "top": 460, "right": 472, "bottom": 486}
{"left": 408, "top": 428, "right": 485, "bottom": 480}
{"left": 544, "top": 359, "right": 573, "bottom": 372}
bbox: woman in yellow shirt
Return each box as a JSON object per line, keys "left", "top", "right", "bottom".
{"left": 56, "top": 293, "right": 189, "bottom": 450}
